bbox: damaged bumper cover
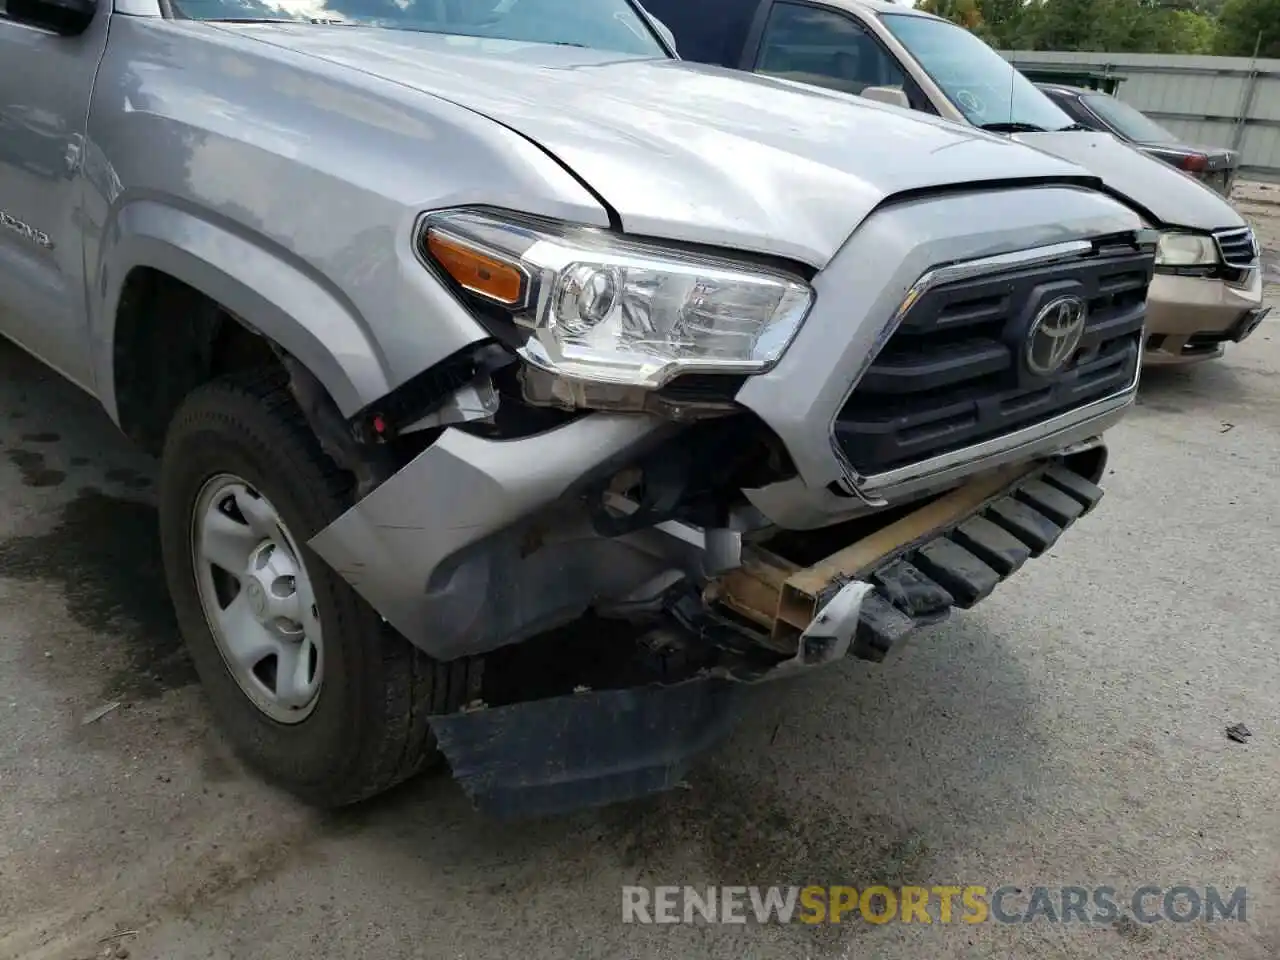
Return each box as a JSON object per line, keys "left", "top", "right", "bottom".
{"left": 426, "top": 455, "right": 1104, "bottom": 819}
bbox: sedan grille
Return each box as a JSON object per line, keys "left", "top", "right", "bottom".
{"left": 1214, "top": 227, "right": 1259, "bottom": 268}
{"left": 834, "top": 240, "right": 1152, "bottom": 475}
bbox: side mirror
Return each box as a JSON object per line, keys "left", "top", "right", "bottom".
{"left": 6, "top": 0, "right": 98, "bottom": 35}
{"left": 861, "top": 86, "right": 911, "bottom": 110}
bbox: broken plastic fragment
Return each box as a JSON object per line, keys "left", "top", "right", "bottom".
{"left": 1225, "top": 722, "right": 1252, "bottom": 743}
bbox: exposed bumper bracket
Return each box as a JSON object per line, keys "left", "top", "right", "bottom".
{"left": 712, "top": 455, "right": 1105, "bottom": 660}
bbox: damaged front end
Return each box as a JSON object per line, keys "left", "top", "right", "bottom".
{"left": 439, "top": 449, "right": 1108, "bottom": 818}
{"left": 307, "top": 199, "right": 1148, "bottom": 818}
{"left": 308, "top": 356, "right": 1109, "bottom": 817}
{"left": 426, "top": 440, "right": 1105, "bottom": 820}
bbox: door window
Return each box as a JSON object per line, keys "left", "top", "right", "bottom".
{"left": 755, "top": 2, "right": 908, "bottom": 97}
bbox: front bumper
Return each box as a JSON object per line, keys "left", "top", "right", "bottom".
{"left": 429, "top": 452, "right": 1106, "bottom": 818}
{"left": 1144, "top": 269, "right": 1265, "bottom": 365}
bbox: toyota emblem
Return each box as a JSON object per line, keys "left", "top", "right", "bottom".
{"left": 1026, "top": 295, "right": 1087, "bottom": 376}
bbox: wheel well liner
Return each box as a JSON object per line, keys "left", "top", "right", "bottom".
{"left": 112, "top": 267, "right": 281, "bottom": 455}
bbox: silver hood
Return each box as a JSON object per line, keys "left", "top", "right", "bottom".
{"left": 1016, "top": 130, "right": 1245, "bottom": 232}
{"left": 217, "top": 27, "right": 1098, "bottom": 266}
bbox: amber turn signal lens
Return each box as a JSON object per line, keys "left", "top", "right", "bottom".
{"left": 426, "top": 230, "right": 526, "bottom": 306}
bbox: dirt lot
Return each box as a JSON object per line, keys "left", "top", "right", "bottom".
{"left": 2, "top": 195, "right": 1279, "bottom": 960}
{"left": 1234, "top": 181, "right": 1280, "bottom": 281}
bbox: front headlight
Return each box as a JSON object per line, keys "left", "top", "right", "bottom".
{"left": 1155, "top": 231, "right": 1219, "bottom": 267}
{"left": 421, "top": 210, "right": 814, "bottom": 388}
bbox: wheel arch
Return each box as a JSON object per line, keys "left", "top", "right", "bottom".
{"left": 92, "top": 199, "right": 393, "bottom": 440}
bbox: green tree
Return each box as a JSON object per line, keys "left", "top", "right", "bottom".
{"left": 1166, "top": 9, "right": 1219, "bottom": 52}
{"left": 1214, "top": 0, "right": 1280, "bottom": 56}
{"left": 933, "top": 0, "right": 1222, "bottom": 54}
{"left": 974, "top": 0, "right": 1027, "bottom": 47}
{"left": 1025, "top": 0, "right": 1101, "bottom": 50}
{"left": 916, "top": 0, "right": 988, "bottom": 33}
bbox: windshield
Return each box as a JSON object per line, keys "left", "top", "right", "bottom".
{"left": 880, "top": 13, "right": 1073, "bottom": 132}
{"left": 1081, "top": 94, "right": 1177, "bottom": 144}
{"left": 173, "top": 0, "right": 668, "bottom": 54}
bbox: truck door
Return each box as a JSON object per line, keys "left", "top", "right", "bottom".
{"left": 0, "top": 1, "right": 110, "bottom": 393}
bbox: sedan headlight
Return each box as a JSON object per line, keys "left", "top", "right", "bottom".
{"left": 1155, "top": 231, "right": 1219, "bottom": 267}
{"left": 421, "top": 210, "right": 814, "bottom": 388}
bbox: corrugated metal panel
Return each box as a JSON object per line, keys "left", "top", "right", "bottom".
{"left": 1002, "top": 50, "right": 1280, "bottom": 180}
{"left": 1005, "top": 50, "right": 1279, "bottom": 72}
{"left": 1254, "top": 79, "right": 1280, "bottom": 122}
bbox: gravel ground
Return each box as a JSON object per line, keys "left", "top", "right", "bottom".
{"left": 1, "top": 201, "right": 1279, "bottom": 960}
{"left": 1232, "top": 181, "right": 1280, "bottom": 281}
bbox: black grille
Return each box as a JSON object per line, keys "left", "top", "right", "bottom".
{"left": 1214, "top": 227, "right": 1259, "bottom": 268}
{"left": 835, "top": 242, "right": 1152, "bottom": 475}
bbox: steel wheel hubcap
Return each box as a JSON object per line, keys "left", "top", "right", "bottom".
{"left": 191, "top": 474, "right": 323, "bottom": 723}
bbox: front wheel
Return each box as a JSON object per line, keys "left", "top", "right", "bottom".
{"left": 159, "top": 371, "right": 479, "bottom": 806}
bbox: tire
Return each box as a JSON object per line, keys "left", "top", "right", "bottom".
{"left": 159, "top": 370, "right": 480, "bottom": 807}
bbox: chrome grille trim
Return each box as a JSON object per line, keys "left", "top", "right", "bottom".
{"left": 1213, "top": 227, "right": 1259, "bottom": 268}
{"left": 830, "top": 233, "right": 1156, "bottom": 503}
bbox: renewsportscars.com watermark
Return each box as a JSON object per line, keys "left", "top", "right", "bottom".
{"left": 622, "top": 885, "right": 1248, "bottom": 925}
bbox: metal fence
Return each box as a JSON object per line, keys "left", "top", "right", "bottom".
{"left": 999, "top": 50, "right": 1280, "bottom": 183}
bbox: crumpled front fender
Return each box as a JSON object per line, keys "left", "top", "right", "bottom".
{"left": 307, "top": 413, "right": 673, "bottom": 660}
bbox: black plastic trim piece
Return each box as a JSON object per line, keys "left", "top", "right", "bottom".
{"left": 349, "top": 341, "right": 514, "bottom": 443}
{"left": 851, "top": 456, "right": 1104, "bottom": 661}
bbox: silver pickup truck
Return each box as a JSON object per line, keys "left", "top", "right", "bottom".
{"left": 0, "top": 0, "right": 1154, "bottom": 817}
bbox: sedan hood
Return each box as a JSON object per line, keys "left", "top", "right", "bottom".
{"left": 1016, "top": 130, "right": 1244, "bottom": 231}
{"left": 218, "top": 27, "right": 1098, "bottom": 266}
